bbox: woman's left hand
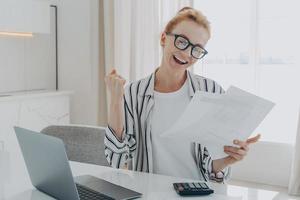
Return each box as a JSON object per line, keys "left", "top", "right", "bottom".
{"left": 223, "top": 134, "right": 261, "bottom": 165}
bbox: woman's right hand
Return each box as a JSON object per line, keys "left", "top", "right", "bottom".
{"left": 105, "top": 68, "right": 126, "bottom": 103}
{"left": 105, "top": 68, "right": 126, "bottom": 137}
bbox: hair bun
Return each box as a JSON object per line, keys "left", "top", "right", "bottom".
{"left": 178, "top": 6, "right": 194, "bottom": 13}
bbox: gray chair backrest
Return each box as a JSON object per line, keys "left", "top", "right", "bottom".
{"left": 41, "top": 125, "right": 110, "bottom": 167}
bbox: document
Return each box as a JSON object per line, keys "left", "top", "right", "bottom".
{"left": 161, "top": 86, "right": 275, "bottom": 159}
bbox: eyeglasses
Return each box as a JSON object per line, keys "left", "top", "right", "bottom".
{"left": 166, "top": 32, "right": 208, "bottom": 59}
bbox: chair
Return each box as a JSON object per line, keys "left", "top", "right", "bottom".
{"left": 41, "top": 125, "right": 110, "bottom": 167}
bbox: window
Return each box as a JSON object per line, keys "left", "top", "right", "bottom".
{"left": 194, "top": 0, "right": 300, "bottom": 144}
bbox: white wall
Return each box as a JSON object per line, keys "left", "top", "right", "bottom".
{"left": 56, "top": 0, "right": 100, "bottom": 125}
{"left": 0, "top": 0, "right": 51, "bottom": 34}
{"left": 0, "top": 4, "right": 55, "bottom": 93}
{"left": 0, "top": 0, "right": 101, "bottom": 125}
{"left": 230, "top": 141, "right": 293, "bottom": 187}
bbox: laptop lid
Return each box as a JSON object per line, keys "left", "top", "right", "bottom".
{"left": 14, "top": 126, "right": 80, "bottom": 200}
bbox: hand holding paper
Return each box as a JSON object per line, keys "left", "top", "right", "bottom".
{"left": 161, "top": 86, "right": 275, "bottom": 159}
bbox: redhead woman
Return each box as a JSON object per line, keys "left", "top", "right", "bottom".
{"left": 104, "top": 7, "right": 260, "bottom": 183}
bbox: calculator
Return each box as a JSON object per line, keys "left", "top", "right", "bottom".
{"left": 173, "top": 182, "right": 214, "bottom": 196}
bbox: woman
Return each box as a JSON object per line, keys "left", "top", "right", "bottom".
{"left": 104, "top": 7, "right": 260, "bottom": 183}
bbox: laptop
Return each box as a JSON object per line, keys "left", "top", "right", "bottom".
{"left": 14, "top": 126, "right": 142, "bottom": 200}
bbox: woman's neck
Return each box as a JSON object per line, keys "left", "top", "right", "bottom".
{"left": 154, "top": 66, "right": 187, "bottom": 93}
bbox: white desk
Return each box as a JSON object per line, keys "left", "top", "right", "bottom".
{"left": 2, "top": 161, "right": 299, "bottom": 200}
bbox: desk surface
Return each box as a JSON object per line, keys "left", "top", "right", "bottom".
{"left": 2, "top": 161, "right": 299, "bottom": 200}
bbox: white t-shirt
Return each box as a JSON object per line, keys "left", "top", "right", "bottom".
{"left": 151, "top": 79, "right": 201, "bottom": 179}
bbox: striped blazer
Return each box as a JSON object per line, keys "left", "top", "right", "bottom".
{"left": 104, "top": 70, "right": 231, "bottom": 183}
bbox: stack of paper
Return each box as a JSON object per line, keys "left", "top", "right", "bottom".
{"left": 161, "top": 86, "right": 275, "bottom": 159}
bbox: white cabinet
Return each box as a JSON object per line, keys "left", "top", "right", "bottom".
{"left": 0, "top": 0, "right": 50, "bottom": 34}
{"left": 0, "top": 91, "right": 72, "bottom": 197}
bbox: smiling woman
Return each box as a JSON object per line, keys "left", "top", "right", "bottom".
{"left": 103, "top": 6, "right": 260, "bottom": 184}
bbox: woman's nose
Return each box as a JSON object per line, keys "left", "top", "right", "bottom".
{"left": 182, "top": 45, "right": 193, "bottom": 59}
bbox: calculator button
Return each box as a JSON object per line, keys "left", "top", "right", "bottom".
{"left": 188, "top": 183, "right": 196, "bottom": 188}
{"left": 194, "top": 183, "right": 202, "bottom": 188}
{"left": 183, "top": 183, "right": 189, "bottom": 189}
{"left": 176, "top": 183, "right": 182, "bottom": 187}
{"left": 200, "top": 183, "right": 208, "bottom": 189}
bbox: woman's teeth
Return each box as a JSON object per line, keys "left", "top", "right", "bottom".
{"left": 173, "top": 55, "right": 188, "bottom": 65}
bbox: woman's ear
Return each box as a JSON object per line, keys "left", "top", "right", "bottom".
{"left": 160, "top": 32, "right": 166, "bottom": 47}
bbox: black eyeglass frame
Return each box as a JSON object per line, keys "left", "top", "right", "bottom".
{"left": 166, "top": 32, "right": 208, "bottom": 59}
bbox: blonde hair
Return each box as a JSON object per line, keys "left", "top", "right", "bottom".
{"left": 164, "top": 7, "right": 211, "bottom": 38}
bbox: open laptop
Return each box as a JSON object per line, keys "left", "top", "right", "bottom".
{"left": 14, "top": 126, "right": 142, "bottom": 200}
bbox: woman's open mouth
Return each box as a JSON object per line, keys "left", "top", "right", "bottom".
{"left": 173, "top": 55, "right": 188, "bottom": 65}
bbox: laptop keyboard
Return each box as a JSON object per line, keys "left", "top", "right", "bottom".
{"left": 76, "top": 183, "right": 114, "bottom": 200}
